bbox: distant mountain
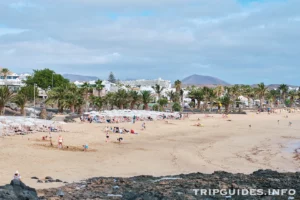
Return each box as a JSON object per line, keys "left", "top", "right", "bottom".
{"left": 63, "top": 74, "right": 99, "bottom": 82}
{"left": 181, "top": 74, "right": 230, "bottom": 86}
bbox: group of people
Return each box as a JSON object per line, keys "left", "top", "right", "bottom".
{"left": 104, "top": 125, "right": 140, "bottom": 143}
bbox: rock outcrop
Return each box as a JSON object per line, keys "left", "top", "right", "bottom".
{"left": 0, "top": 179, "right": 38, "bottom": 200}
{"left": 38, "top": 170, "right": 300, "bottom": 200}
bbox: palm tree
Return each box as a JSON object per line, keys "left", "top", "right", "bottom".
{"left": 46, "top": 85, "right": 67, "bottom": 113}
{"left": 202, "top": 87, "right": 213, "bottom": 110}
{"left": 152, "top": 84, "right": 165, "bottom": 100}
{"left": 166, "top": 90, "right": 179, "bottom": 103}
{"left": 94, "top": 79, "right": 105, "bottom": 97}
{"left": 174, "top": 80, "right": 182, "bottom": 94}
{"left": 188, "top": 88, "right": 204, "bottom": 110}
{"left": 207, "top": 88, "right": 216, "bottom": 111}
{"left": 102, "top": 92, "right": 115, "bottom": 110}
{"left": 214, "top": 85, "right": 224, "bottom": 98}
{"left": 228, "top": 84, "right": 241, "bottom": 110}
{"left": 157, "top": 97, "right": 168, "bottom": 111}
{"left": 81, "top": 82, "right": 92, "bottom": 112}
{"left": 241, "top": 85, "right": 254, "bottom": 108}
{"left": 140, "top": 90, "right": 152, "bottom": 110}
{"left": 63, "top": 83, "right": 84, "bottom": 113}
{"left": 14, "top": 94, "right": 27, "bottom": 116}
{"left": 180, "top": 89, "right": 184, "bottom": 103}
{"left": 220, "top": 94, "right": 232, "bottom": 114}
{"left": 13, "top": 86, "right": 36, "bottom": 116}
{"left": 1, "top": 68, "right": 9, "bottom": 84}
{"left": 278, "top": 84, "right": 289, "bottom": 104}
{"left": 288, "top": 90, "right": 298, "bottom": 107}
{"left": 114, "top": 89, "right": 128, "bottom": 109}
{"left": 128, "top": 90, "right": 141, "bottom": 110}
{"left": 255, "top": 83, "right": 268, "bottom": 108}
{"left": 267, "top": 89, "right": 280, "bottom": 108}
{"left": 89, "top": 95, "right": 102, "bottom": 111}
{"left": 0, "top": 86, "right": 15, "bottom": 115}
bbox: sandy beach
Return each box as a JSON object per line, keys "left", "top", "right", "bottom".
{"left": 0, "top": 111, "right": 299, "bottom": 189}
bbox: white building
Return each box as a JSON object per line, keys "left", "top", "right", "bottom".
{"left": 0, "top": 68, "right": 26, "bottom": 91}
{"left": 120, "top": 78, "right": 172, "bottom": 89}
{"left": 74, "top": 80, "right": 112, "bottom": 96}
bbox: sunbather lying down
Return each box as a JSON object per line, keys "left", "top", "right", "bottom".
{"left": 192, "top": 123, "right": 204, "bottom": 127}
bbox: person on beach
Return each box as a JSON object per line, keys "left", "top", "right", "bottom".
{"left": 117, "top": 137, "right": 123, "bottom": 143}
{"left": 83, "top": 144, "right": 88, "bottom": 151}
{"left": 13, "top": 171, "right": 21, "bottom": 180}
{"left": 278, "top": 120, "right": 280, "bottom": 125}
{"left": 193, "top": 123, "right": 203, "bottom": 127}
{"left": 289, "top": 122, "right": 292, "bottom": 127}
{"left": 133, "top": 115, "right": 136, "bottom": 124}
{"left": 106, "top": 132, "right": 109, "bottom": 143}
{"left": 119, "top": 127, "right": 123, "bottom": 134}
{"left": 142, "top": 122, "right": 146, "bottom": 130}
{"left": 58, "top": 135, "right": 63, "bottom": 149}
{"left": 105, "top": 126, "right": 109, "bottom": 134}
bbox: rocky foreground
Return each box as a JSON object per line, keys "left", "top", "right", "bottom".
{"left": 1, "top": 170, "right": 300, "bottom": 200}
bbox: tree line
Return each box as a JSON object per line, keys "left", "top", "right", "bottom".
{"left": 0, "top": 68, "right": 299, "bottom": 115}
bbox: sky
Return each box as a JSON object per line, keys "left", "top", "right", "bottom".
{"left": 0, "top": 0, "right": 299, "bottom": 85}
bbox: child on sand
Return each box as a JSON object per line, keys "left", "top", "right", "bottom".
{"left": 83, "top": 144, "right": 88, "bottom": 151}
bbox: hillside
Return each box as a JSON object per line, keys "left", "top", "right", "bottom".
{"left": 182, "top": 74, "right": 230, "bottom": 86}
{"left": 63, "top": 74, "right": 99, "bottom": 82}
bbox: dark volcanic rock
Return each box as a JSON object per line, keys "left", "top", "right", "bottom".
{"left": 31, "top": 177, "right": 39, "bottom": 180}
{"left": 45, "top": 176, "right": 53, "bottom": 180}
{"left": 38, "top": 170, "right": 300, "bottom": 200}
{"left": 0, "top": 179, "right": 38, "bottom": 200}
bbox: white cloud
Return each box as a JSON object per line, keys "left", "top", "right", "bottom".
{"left": 0, "top": 0, "right": 299, "bottom": 84}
